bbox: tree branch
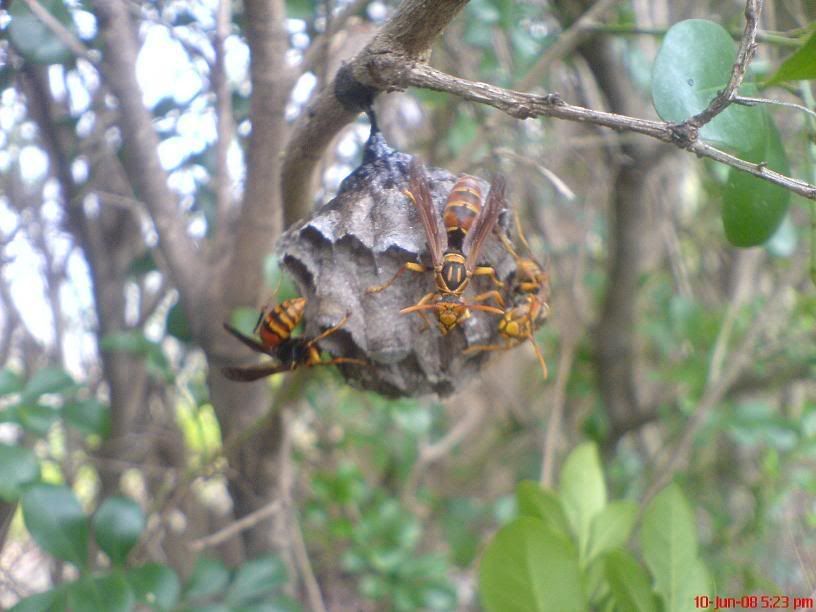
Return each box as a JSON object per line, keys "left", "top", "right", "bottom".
{"left": 91, "top": 1, "right": 202, "bottom": 316}
{"left": 280, "top": 0, "right": 469, "bottom": 227}
{"left": 361, "top": 60, "right": 816, "bottom": 200}
{"left": 219, "top": 0, "right": 289, "bottom": 310}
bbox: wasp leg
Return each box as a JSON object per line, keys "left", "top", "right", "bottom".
{"left": 526, "top": 334, "right": 549, "bottom": 380}
{"left": 366, "top": 261, "right": 429, "bottom": 294}
{"left": 471, "top": 290, "right": 505, "bottom": 309}
{"left": 462, "top": 339, "right": 517, "bottom": 356}
{"left": 312, "top": 356, "right": 368, "bottom": 368}
{"left": 306, "top": 312, "right": 351, "bottom": 349}
{"left": 471, "top": 265, "right": 504, "bottom": 288}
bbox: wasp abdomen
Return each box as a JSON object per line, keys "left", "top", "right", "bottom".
{"left": 443, "top": 175, "right": 483, "bottom": 249}
{"left": 256, "top": 297, "right": 306, "bottom": 348}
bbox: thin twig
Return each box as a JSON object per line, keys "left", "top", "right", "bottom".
{"left": 188, "top": 499, "right": 283, "bottom": 551}
{"left": 362, "top": 59, "right": 816, "bottom": 201}
{"left": 539, "top": 340, "right": 577, "bottom": 488}
{"left": 288, "top": 507, "right": 328, "bottom": 612}
{"left": 734, "top": 95, "right": 816, "bottom": 121}
{"left": 687, "top": 0, "right": 761, "bottom": 128}
{"left": 584, "top": 24, "right": 800, "bottom": 48}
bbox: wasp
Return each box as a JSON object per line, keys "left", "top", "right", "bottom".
{"left": 464, "top": 213, "right": 551, "bottom": 378}
{"left": 366, "top": 159, "right": 506, "bottom": 334}
{"left": 222, "top": 297, "right": 365, "bottom": 382}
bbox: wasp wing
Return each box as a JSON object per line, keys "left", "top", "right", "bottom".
{"left": 406, "top": 158, "right": 444, "bottom": 268}
{"left": 464, "top": 174, "right": 505, "bottom": 273}
{"left": 222, "top": 362, "right": 293, "bottom": 382}
{"left": 223, "top": 322, "right": 275, "bottom": 356}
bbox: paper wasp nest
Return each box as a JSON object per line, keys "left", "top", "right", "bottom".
{"left": 278, "top": 125, "right": 514, "bottom": 397}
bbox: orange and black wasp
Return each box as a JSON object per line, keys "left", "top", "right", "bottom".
{"left": 464, "top": 213, "right": 551, "bottom": 378}
{"left": 222, "top": 297, "right": 365, "bottom": 382}
{"left": 366, "top": 159, "right": 506, "bottom": 334}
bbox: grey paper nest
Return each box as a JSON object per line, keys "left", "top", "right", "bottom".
{"left": 278, "top": 126, "right": 514, "bottom": 397}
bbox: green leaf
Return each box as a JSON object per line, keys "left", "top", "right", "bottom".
{"left": 0, "top": 443, "right": 40, "bottom": 501}
{"left": 560, "top": 442, "right": 606, "bottom": 560}
{"left": 0, "top": 368, "right": 24, "bottom": 396}
{"left": 8, "top": 0, "right": 74, "bottom": 64}
{"left": 9, "top": 588, "right": 67, "bottom": 612}
{"left": 767, "top": 30, "right": 816, "bottom": 84}
{"left": 586, "top": 501, "right": 638, "bottom": 564}
{"left": 93, "top": 496, "right": 145, "bottom": 565}
{"left": 642, "top": 484, "right": 708, "bottom": 612}
{"left": 22, "top": 367, "right": 76, "bottom": 400}
{"left": 100, "top": 330, "right": 151, "bottom": 354}
{"left": 15, "top": 404, "right": 60, "bottom": 436}
{"left": 286, "top": 0, "right": 314, "bottom": 20}
{"left": 65, "top": 573, "right": 134, "bottom": 612}
{"left": 479, "top": 517, "right": 585, "bottom": 612}
{"left": 226, "top": 554, "right": 288, "bottom": 604}
{"left": 515, "top": 481, "right": 571, "bottom": 538}
{"left": 127, "top": 563, "right": 181, "bottom": 610}
{"left": 721, "top": 121, "right": 790, "bottom": 247}
{"left": 604, "top": 549, "right": 658, "bottom": 612}
{"left": 62, "top": 399, "right": 111, "bottom": 437}
{"left": 22, "top": 484, "right": 89, "bottom": 567}
{"left": 166, "top": 301, "right": 193, "bottom": 343}
{"left": 185, "top": 557, "right": 230, "bottom": 600}
{"left": 652, "top": 19, "right": 765, "bottom": 153}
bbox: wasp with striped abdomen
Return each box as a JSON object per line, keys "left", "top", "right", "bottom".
{"left": 366, "top": 159, "right": 506, "bottom": 334}
{"left": 222, "top": 298, "right": 365, "bottom": 382}
{"left": 464, "top": 213, "right": 551, "bottom": 378}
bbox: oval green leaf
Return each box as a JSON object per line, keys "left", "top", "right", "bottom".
{"left": 22, "top": 367, "right": 76, "bottom": 400}
{"left": 226, "top": 554, "right": 288, "bottom": 604}
{"left": 93, "top": 496, "right": 145, "bottom": 565}
{"left": 0, "top": 368, "right": 24, "bottom": 396}
{"left": 0, "top": 443, "right": 40, "bottom": 501}
{"left": 8, "top": 0, "right": 74, "bottom": 65}
{"left": 9, "top": 588, "right": 67, "bottom": 612}
{"left": 66, "top": 573, "right": 134, "bottom": 612}
{"left": 62, "top": 399, "right": 111, "bottom": 438}
{"left": 22, "top": 483, "right": 89, "bottom": 568}
{"left": 652, "top": 19, "right": 765, "bottom": 154}
{"left": 721, "top": 122, "right": 790, "bottom": 246}
{"left": 479, "top": 517, "right": 585, "bottom": 612}
{"left": 586, "top": 500, "right": 638, "bottom": 564}
{"left": 560, "top": 442, "right": 606, "bottom": 560}
{"left": 127, "top": 563, "right": 181, "bottom": 610}
{"left": 15, "top": 404, "right": 60, "bottom": 437}
{"left": 642, "top": 484, "right": 709, "bottom": 612}
{"left": 185, "top": 556, "right": 230, "bottom": 600}
{"left": 767, "top": 30, "right": 816, "bottom": 85}
{"left": 604, "top": 549, "right": 658, "bottom": 612}
{"left": 515, "top": 481, "right": 571, "bottom": 538}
